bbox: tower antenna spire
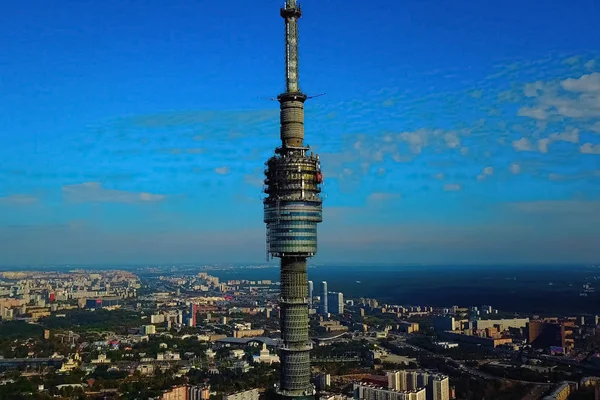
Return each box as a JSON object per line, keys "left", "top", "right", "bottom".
{"left": 281, "top": 0, "right": 302, "bottom": 94}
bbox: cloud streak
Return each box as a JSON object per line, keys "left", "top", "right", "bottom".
{"left": 0, "top": 194, "right": 39, "bottom": 205}
{"left": 214, "top": 166, "right": 231, "bottom": 175}
{"left": 62, "top": 182, "right": 166, "bottom": 204}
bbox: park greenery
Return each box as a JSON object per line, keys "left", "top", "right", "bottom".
{"left": 40, "top": 309, "right": 142, "bottom": 333}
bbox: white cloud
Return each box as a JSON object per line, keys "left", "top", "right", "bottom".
{"left": 392, "top": 153, "right": 414, "bottom": 163}
{"left": 396, "top": 128, "right": 464, "bottom": 154}
{"left": 477, "top": 166, "right": 494, "bottom": 181}
{"left": 537, "top": 138, "right": 550, "bottom": 153}
{"left": 469, "top": 90, "right": 483, "bottom": 99}
{"left": 517, "top": 106, "right": 548, "bottom": 120}
{"left": 532, "top": 128, "right": 580, "bottom": 154}
{"left": 360, "top": 162, "right": 370, "bottom": 174}
{"left": 62, "top": 182, "right": 166, "bottom": 203}
{"left": 214, "top": 166, "right": 230, "bottom": 175}
{"left": 549, "top": 128, "right": 579, "bottom": 143}
{"left": 584, "top": 60, "right": 596, "bottom": 71}
{"left": 510, "top": 200, "right": 600, "bottom": 215}
{"left": 561, "top": 72, "right": 600, "bottom": 93}
{"left": 518, "top": 73, "right": 600, "bottom": 122}
{"left": 244, "top": 174, "right": 264, "bottom": 188}
{"left": 509, "top": 163, "right": 521, "bottom": 174}
{"left": 322, "top": 128, "right": 468, "bottom": 180}
{"left": 562, "top": 56, "right": 580, "bottom": 66}
{"left": 549, "top": 171, "right": 600, "bottom": 181}
{"left": 432, "top": 173, "right": 445, "bottom": 180}
{"left": 591, "top": 122, "right": 600, "bottom": 133}
{"left": 523, "top": 81, "right": 544, "bottom": 97}
{"left": 0, "top": 194, "right": 39, "bottom": 205}
{"left": 139, "top": 192, "right": 164, "bottom": 201}
{"left": 443, "top": 132, "right": 461, "bottom": 148}
{"left": 398, "top": 130, "right": 427, "bottom": 154}
{"left": 443, "top": 183, "right": 461, "bottom": 192}
{"left": 580, "top": 143, "right": 600, "bottom": 154}
{"left": 512, "top": 137, "right": 535, "bottom": 152}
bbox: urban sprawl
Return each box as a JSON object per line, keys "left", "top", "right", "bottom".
{"left": 0, "top": 269, "right": 599, "bottom": 400}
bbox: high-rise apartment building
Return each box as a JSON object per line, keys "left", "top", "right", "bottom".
{"left": 354, "top": 382, "right": 426, "bottom": 400}
{"left": 189, "top": 304, "right": 197, "bottom": 327}
{"left": 431, "top": 378, "right": 450, "bottom": 400}
{"left": 527, "top": 320, "right": 568, "bottom": 350}
{"left": 386, "top": 371, "right": 449, "bottom": 400}
{"left": 320, "top": 281, "right": 328, "bottom": 315}
{"left": 328, "top": 292, "right": 344, "bottom": 314}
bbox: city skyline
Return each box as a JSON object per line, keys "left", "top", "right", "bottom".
{"left": 1, "top": 0, "right": 600, "bottom": 265}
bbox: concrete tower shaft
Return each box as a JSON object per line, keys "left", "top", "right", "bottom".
{"left": 279, "top": 93, "right": 306, "bottom": 148}
{"left": 263, "top": 1, "right": 322, "bottom": 399}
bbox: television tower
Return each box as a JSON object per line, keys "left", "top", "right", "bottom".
{"left": 263, "top": 0, "right": 323, "bottom": 399}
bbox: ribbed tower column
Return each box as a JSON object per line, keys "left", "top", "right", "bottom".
{"left": 263, "top": 1, "right": 323, "bottom": 399}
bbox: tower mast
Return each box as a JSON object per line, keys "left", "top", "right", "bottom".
{"left": 282, "top": 0, "right": 301, "bottom": 94}
{"left": 263, "top": 1, "right": 324, "bottom": 399}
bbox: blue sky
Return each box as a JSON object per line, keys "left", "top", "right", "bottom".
{"left": 1, "top": 0, "right": 600, "bottom": 265}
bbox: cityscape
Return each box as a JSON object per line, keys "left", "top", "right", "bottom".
{"left": 0, "top": 267, "right": 599, "bottom": 399}
{"left": 1, "top": 0, "right": 600, "bottom": 399}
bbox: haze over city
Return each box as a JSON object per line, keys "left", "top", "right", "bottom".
{"left": 2, "top": 2, "right": 600, "bottom": 400}
{"left": 1, "top": 0, "right": 600, "bottom": 265}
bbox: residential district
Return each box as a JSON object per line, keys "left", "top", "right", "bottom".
{"left": 0, "top": 268, "right": 599, "bottom": 400}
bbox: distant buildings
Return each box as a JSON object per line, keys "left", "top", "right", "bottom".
{"left": 527, "top": 320, "right": 574, "bottom": 352}
{"left": 161, "top": 385, "right": 210, "bottom": 400}
{"left": 328, "top": 292, "right": 344, "bottom": 315}
{"left": 387, "top": 370, "right": 450, "bottom": 400}
{"left": 252, "top": 343, "right": 280, "bottom": 364}
{"left": 233, "top": 328, "right": 265, "bottom": 338}
{"left": 85, "top": 297, "right": 120, "bottom": 309}
{"left": 542, "top": 381, "right": 577, "bottom": 400}
{"left": 352, "top": 370, "right": 449, "bottom": 400}
{"left": 142, "top": 325, "right": 156, "bottom": 335}
{"left": 320, "top": 281, "right": 328, "bottom": 315}
{"left": 397, "top": 321, "right": 419, "bottom": 334}
{"left": 316, "top": 373, "right": 331, "bottom": 390}
{"left": 189, "top": 385, "right": 211, "bottom": 400}
{"left": 157, "top": 351, "right": 180, "bottom": 361}
{"left": 318, "top": 320, "right": 348, "bottom": 333}
{"left": 151, "top": 314, "right": 165, "bottom": 324}
{"left": 354, "top": 382, "right": 426, "bottom": 400}
{"left": 308, "top": 281, "right": 314, "bottom": 308}
{"left": 473, "top": 318, "right": 529, "bottom": 331}
{"left": 439, "top": 331, "right": 512, "bottom": 348}
{"left": 90, "top": 354, "right": 111, "bottom": 364}
{"left": 189, "top": 303, "right": 197, "bottom": 327}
